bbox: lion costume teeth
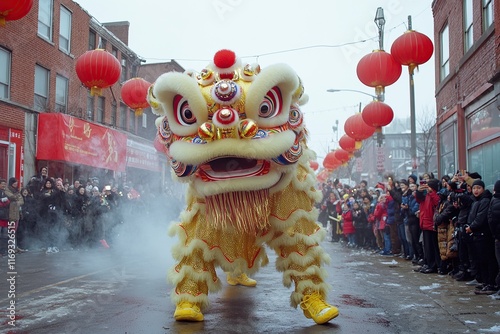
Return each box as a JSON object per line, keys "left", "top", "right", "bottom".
{"left": 151, "top": 49, "right": 338, "bottom": 324}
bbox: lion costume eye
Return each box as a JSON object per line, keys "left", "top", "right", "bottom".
{"left": 173, "top": 95, "right": 197, "bottom": 126}
{"left": 258, "top": 87, "right": 282, "bottom": 119}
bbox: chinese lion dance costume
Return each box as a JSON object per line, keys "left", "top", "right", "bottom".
{"left": 148, "top": 49, "right": 339, "bottom": 324}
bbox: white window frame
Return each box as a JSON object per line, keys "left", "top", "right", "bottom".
{"left": 482, "top": 0, "right": 493, "bottom": 31}
{"left": 464, "top": 0, "right": 473, "bottom": 52}
{"left": 440, "top": 24, "right": 450, "bottom": 81}
{"left": 0, "top": 48, "right": 11, "bottom": 100}
{"left": 38, "top": 0, "right": 53, "bottom": 41}
{"left": 142, "top": 112, "right": 147, "bottom": 128}
{"left": 34, "top": 65, "right": 50, "bottom": 111}
{"left": 96, "top": 96, "right": 105, "bottom": 123}
{"left": 59, "top": 6, "right": 72, "bottom": 54}
{"left": 55, "top": 75, "right": 68, "bottom": 113}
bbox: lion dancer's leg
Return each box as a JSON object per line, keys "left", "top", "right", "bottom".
{"left": 168, "top": 196, "right": 221, "bottom": 322}
{"left": 266, "top": 165, "right": 339, "bottom": 324}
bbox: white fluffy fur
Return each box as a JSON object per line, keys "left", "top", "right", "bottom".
{"left": 152, "top": 72, "right": 207, "bottom": 137}
{"left": 245, "top": 63, "right": 299, "bottom": 128}
{"left": 169, "top": 130, "right": 296, "bottom": 165}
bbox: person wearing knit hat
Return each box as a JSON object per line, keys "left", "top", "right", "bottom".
{"left": 472, "top": 179, "right": 485, "bottom": 189}
{"left": 494, "top": 180, "right": 500, "bottom": 193}
{"left": 4, "top": 177, "right": 24, "bottom": 253}
{"left": 408, "top": 174, "right": 418, "bottom": 184}
{"left": 427, "top": 179, "right": 440, "bottom": 192}
{"left": 466, "top": 177, "right": 496, "bottom": 294}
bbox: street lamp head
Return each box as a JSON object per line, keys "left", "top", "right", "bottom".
{"left": 374, "top": 7, "right": 385, "bottom": 28}
{"left": 326, "top": 88, "right": 378, "bottom": 100}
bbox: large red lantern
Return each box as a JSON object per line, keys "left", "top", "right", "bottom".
{"left": 361, "top": 101, "right": 394, "bottom": 132}
{"left": 0, "top": 0, "right": 33, "bottom": 27}
{"left": 390, "top": 30, "right": 433, "bottom": 74}
{"left": 121, "top": 77, "right": 151, "bottom": 116}
{"left": 316, "top": 169, "right": 330, "bottom": 183}
{"left": 75, "top": 49, "right": 121, "bottom": 96}
{"left": 334, "top": 149, "right": 350, "bottom": 165}
{"left": 309, "top": 160, "right": 319, "bottom": 171}
{"left": 344, "top": 113, "right": 376, "bottom": 149}
{"left": 356, "top": 50, "right": 402, "bottom": 98}
{"left": 323, "top": 151, "right": 341, "bottom": 170}
{"left": 339, "top": 134, "right": 357, "bottom": 154}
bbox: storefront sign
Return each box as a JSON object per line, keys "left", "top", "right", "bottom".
{"left": 126, "top": 138, "right": 161, "bottom": 172}
{"left": 37, "top": 113, "right": 127, "bottom": 171}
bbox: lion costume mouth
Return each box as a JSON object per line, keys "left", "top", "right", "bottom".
{"left": 198, "top": 157, "right": 271, "bottom": 182}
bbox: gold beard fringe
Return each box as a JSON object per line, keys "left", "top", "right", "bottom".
{"left": 206, "top": 190, "right": 270, "bottom": 235}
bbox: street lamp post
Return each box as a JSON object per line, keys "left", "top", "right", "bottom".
{"left": 326, "top": 89, "right": 378, "bottom": 100}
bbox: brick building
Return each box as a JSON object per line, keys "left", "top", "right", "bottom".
{"left": 432, "top": 0, "right": 500, "bottom": 188}
{"left": 0, "top": 0, "right": 183, "bottom": 190}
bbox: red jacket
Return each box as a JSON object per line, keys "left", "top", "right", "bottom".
{"left": 342, "top": 209, "right": 355, "bottom": 235}
{"left": 416, "top": 190, "right": 440, "bottom": 231}
{"left": 373, "top": 201, "right": 388, "bottom": 230}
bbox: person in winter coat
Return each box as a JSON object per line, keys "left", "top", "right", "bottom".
{"left": 38, "top": 178, "right": 65, "bottom": 253}
{"left": 434, "top": 187, "right": 459, "bottom": 275}
{"left": 487, "top": 180, "right": 500, "bottom": 299}
{"left": 373, "top": 194, "right": 390, "bottom": 255}
{"left": 415, "top": 179, "right": 441, "bottom": 274}
{"left": 0, "top": 179, "right": 11, "bottom": 256}
{"left": 466, "top": 180, "right": 497, "bottom": 295}
{"left": 401, "top": 182, "right": 422, "bottom": 263}
{"left": 4, "top": 178, "right": 24, "bottom": 252}
{"left": 387, "top": 178, "right": 403, "bottom": 257}
{"left": 19, "top": 187, "right": 37, "bottom": 250}
{"left": 341, "top": 201, "right": 355, "bottom": 247}
{"left": 352, "top": 200, "right": 369, "bottom": 248}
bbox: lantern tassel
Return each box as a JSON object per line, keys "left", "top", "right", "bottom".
{"left": 134, "top": 108, "right": 143, "bottom": 117}
{"left": 90, "top": 87, "right": 102, "bottom": 96}
{"left": 0, "top": 15, "right": 6, "bottom": 27}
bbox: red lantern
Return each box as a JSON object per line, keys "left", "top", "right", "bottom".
{"left": 344, "top": 113, "right": 376, "bottom": 149}
{"left": 75, "top": 49, "right": 121, "bottom": 96}
{"left": 323, "top": 151, "right": 341, "bottom": 170}
{"left": 390, "top": 30, "right": 434, "bottom": 74}
{"left": 317, "top": 169, "right": 330, "bottom": 183}
{"left": 361, "top": 101, "right": 394, "bottom": 132}
{"left": 334, "top": 149, "right": 350, "bottom": 165}
{"left": 309, "top": 160, "right": 319, "bottom": 171}
{"left": 121, "top": 78, "right": 151, "bottom": 116}
{"left": 0, "top": 0, "right": 33, "bottom": 27}
{"left": 356, "top": 50, "right": 402, "bottom": 97}
{"left": 339, "top": 134, "right": 357, "bottom": 154}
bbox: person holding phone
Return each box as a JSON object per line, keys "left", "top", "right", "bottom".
{"left": 415, "top": 178, "right": 441, "bottom": 274}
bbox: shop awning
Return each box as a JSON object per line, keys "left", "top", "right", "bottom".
{"left": 36, "top": 113, "right": 127, "bottom": 172}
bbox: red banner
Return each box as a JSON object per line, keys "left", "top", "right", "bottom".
{"left": 36, "top": 113, "right": 127, "bottom": 172}
{"left": 9, "top": 129, "right": 23, "bottom": 185}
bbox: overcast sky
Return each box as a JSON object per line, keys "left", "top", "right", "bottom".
{"left": 75, "top": 0, "right": 435, "bottom": 160}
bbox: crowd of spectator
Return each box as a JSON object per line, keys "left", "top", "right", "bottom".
{"left": 317, "top": 171, "right": 500, "bottom": 299}
{"left": 0, "top": 167, "right": 148, "bottom": 256}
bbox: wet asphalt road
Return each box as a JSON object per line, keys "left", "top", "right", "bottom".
{"left": 1, "top": 221, "right": 500, "bottom": 334}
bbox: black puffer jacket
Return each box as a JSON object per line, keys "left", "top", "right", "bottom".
{"left": 467, "top": 189, "right": 492, "bottom": 236}
{"left": 488, "top": 192, "right": 500, "bottom": 240}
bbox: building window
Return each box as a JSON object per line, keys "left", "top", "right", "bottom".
{"left": 96, "top": 96, "right": 105, "bottom": 123}
{"left": 128, "top": 109, "right": 135, "bottom": 132}
{"left": 464, "top": 0, "right": 473, "bottom": 52}
{"left": 468, "top": 102, "right": 499, "bottom": 145}
{"left": 34, "top": 65, "right": 50, "bottom": 111}
{"left": 87, "top": 92, "right": 94, "bottom": 120}
{"left": 98, "top": 37, "right": 107, "bottom": 49}
{"left": 38, "top": 0, "right": 53, "bottom": 41}
{"left": 0, "top": 48, "right": 11, "bottom": 99}
{"left": 112, "top": 47, "right": 118, "bottom": 58}
{"left": 89, "top": 30, "right": 96, "bottom": 50}
{"left": 120, "top": 54, "right": 128, "bottom": 82}
{"left": 55, "top": 75, "right": 68, "bottom": 113}
{"left": 142, "top": 112, "right": 147, "bottom": 128}
{"left": 59, "top": 6, "right": 72, "bottom": 54}
{"left": 483, "top": 0, "right": 493, "bottom": 31}
{"left": 468, "top": 141, "right": 500, "bottom": 190}
{"left": 440, "top": 24, "right": 450, "bottom": 81}
{"left": 439, "top": 123, "right": 456, "bottom": 177}
{"left": 111, "top": 103, "right": 117, "bottom": 127}
{"left": 119, "top": 103, "right": 127, "bottom": 129}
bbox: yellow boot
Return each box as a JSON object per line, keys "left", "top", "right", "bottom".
{"left": 299, "top": 292, "right": 339, "bottom": 324}
{"left": 174, "top": 301, "right": 204, "bottom": 322}
{"left": 226, "top": 273, "right": 257, "bottom": 287}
